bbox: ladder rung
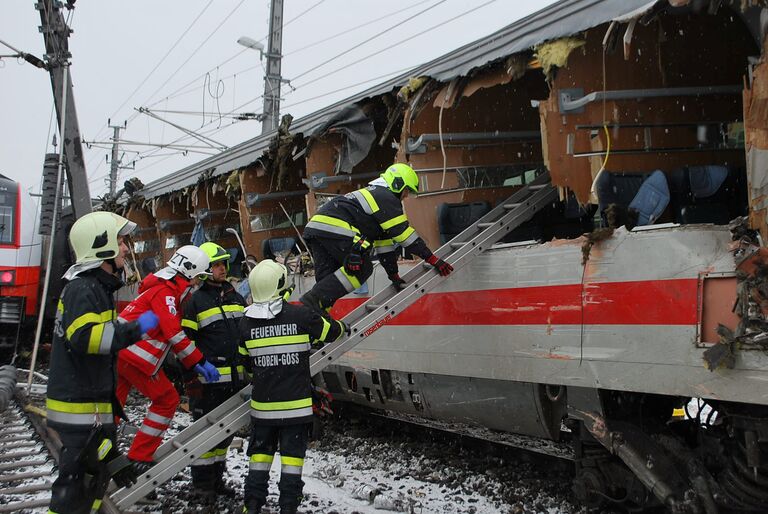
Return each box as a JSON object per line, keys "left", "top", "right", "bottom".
{"left": 423, "top": 262, "right": 433, "bottom": 269}
{"left": 172, "top": 440, "right": 183, "bottom": 449}
{"left": 528, "top": 184, "right": 547, "bottom": 190}
{"left": 477, "top": 222, "right": 494, "bottom": 229}
{"left": 450, "top": 242, "right": 467, "bottom": 248}
{"left": 365, "top": 304, "right": 381, "bottom": 311}
{"left": 503, "top": 203, "right": 521, "bottom": 210}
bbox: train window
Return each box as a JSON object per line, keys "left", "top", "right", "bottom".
{"left": 0, "top": 192, "right": 15, "bottom": 245}
{"left": 249, "top": 210, "right": 306, "bottom": 233}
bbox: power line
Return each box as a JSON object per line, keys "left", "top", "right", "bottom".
{"left": 290, "top": 0, "right": 449, "bottom": 82}
{"left": 84, "top": 0, "right": 215, "bottom": 170}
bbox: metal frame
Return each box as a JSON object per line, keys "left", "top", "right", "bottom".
{"left": 558, "top": 85, "right": 742, "bottom": 114}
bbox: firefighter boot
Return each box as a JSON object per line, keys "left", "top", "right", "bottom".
{"left": 129, "top": 459, "right": 155, "bottom": 475}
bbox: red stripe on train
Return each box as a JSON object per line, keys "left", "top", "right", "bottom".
{"left": 329, "top": 278, "right": 700, "bottom": 326}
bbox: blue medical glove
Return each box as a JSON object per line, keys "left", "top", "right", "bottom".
{"left": 194, "top": 361, "right": 220, "bottom": 383}
{"left": 137, "top": 311, "right": 159, "bottom": 334}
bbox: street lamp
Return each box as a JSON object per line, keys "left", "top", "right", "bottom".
{"left": 236, "top": 36, "right": 264, "bottom": 57}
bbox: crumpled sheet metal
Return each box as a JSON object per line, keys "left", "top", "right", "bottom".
{"left": 704, "top": 217, "right": 768, "bottom": 370}
{"left": 308, "top": 104, "right": 375, "bottom": 175}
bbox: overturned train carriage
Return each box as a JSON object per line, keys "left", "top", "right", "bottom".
{"left": 124, "top": 0, "right": 768, "bottom": 512}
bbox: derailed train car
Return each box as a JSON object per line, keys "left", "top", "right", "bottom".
{"left": 121, "top": 0, "right": 768, "bottom": 511}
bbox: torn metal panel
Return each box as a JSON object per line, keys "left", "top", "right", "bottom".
{"left": 139, "top": 0, "right": 656, "bottom": 200}
{"left": 745, "top": 38, "right": 768, "bottom": 240}
{"left": 308, "top": 105, "right": 375, "bottom": 175}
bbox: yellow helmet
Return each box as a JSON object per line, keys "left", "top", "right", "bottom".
{"left": 199, "top": 241, "right": 231, "bottom": 275}
{"left": 381, "top": 163, "right": 418, "bottom": 195}
{"left": 248, "top": 259, "right": 288, "bottom": 303}
{"left": 69, "top": 212, "right": 136, "bottom": 264}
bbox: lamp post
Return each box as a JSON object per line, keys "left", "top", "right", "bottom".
{"left": 238, "top": 0, "right": 284, "bottom": 135}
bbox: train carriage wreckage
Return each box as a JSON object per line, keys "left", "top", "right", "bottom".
{"left": 98, "top": 0, "right": 768, "bottom": 511}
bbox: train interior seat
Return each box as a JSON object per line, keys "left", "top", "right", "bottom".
{"left": 437, "top": 201, "right": 491, "bottom": 244}
{"left": 668, "top": 165, "right": 744, "bottom": 225}
{"left": 262, "top": 236, "right": 299, "bottom": 261}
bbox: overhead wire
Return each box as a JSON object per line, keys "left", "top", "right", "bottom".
{"left": 123, "top": 0, "right": 500, "bottom": 186}
{"left": 84, "top": 0, "right": 215, "bottom": 170}
{"left": 290, "top": 0, "right": 450, "bottom": 83}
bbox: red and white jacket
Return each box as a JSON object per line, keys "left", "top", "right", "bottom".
{"left": 118, "top": 272, "right": 204, "bottom": 376}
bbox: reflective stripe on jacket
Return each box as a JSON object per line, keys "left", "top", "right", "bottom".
{"left": 239, "top": 301, "right": 344, "bottom": 425}
{"left": 47, "top": 268, "right": 142, "bottom": 430}
{"left": 118, "top": 272, "right": 203, "bottom": 376}
{"left": 181, "top": 280, "right": 247, "bottom": 383}
{"left": 303, "top": 185, "right": 431, "bottom": 260}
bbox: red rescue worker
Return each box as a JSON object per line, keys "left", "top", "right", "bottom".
{"left": 116, "top": 245, "right": 221, "bottom": 471}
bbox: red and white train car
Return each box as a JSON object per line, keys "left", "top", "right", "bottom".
{"left": 0, "top": 174, "right": 41, "bottom": 347}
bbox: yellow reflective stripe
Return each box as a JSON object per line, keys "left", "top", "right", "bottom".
{"left": 181, "top": 318, "right": 199, "bottom": 330}
{"left": 381, "top": 214, "right": 408, "bottom": 230}
{"left": 246, "top": 334, "right": 309, "bottom": 348}
{"left": 46, "top": 398, "right": 112, "bottom": 414}
{"left": 281, "top": 456, "right": 304, "bottom": 467}
{"left": 200, "top": 450, "right": 217, "bottom": 459}
{"left": 340, "top": 267, "right": 361, "bottom": 289}
{"left": 66, "top": 310, "right": 115, "bottom": 339}
{"left": 358, "top": 188, "right": 380, "bottom": 213}
{"left": 57, "top": 300, "right": 64, "bottom": 314}
{"left": 197, "top": 307, "right": 222, "bottom": 323}
{"left": 250, "top": 454, "right": 274, "bottom": 463}
{"left": 238, "top": 346, "right": 249, "bottom": 355}
{"left": 392, "top": 226, "right": 416, "bottom": 244}
{"left": 214, "top": 448, "right": 228, "bottom": 456}
{"left": 374, "top": 238, "right": 395, "bottom": 247}
{"left": 87, "top": 323, "right": 105, "bottom": 354}
{"left": 250, "top": 397, "right": 312, "bottom": 411}
{"left": 222, "top": 304, "right": 244, "bottom": 313}
{"left": 91, "top": 499, "right": 102, "bottom": 511}
{"left": 312, "top": 214, "right": 356, "bottom": 231}
{"left": 352, "top": 235, "right": 371, "bottom": 249}
{"left": 97, "top": 439, "right": 112, "bottom": 461}
{"left": 320, "top": 317, "right": 331, "bottom": 341}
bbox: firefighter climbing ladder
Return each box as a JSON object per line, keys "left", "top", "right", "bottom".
{"left": 111, "top": 172, "right": 558, "bottom": 508}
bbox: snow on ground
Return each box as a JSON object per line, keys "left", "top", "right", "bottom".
{"left": 117, "top": 392, "right": 583, "bottom": 514}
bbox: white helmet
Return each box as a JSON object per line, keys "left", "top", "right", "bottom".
{"left": 249, "top": 259, "right": 288, "bottom": 303}
{"left": 69, "top": 211, "right": 136, "bottom": 264}
{"left": 165, "top": 245, "right": 211, "bottom": 280}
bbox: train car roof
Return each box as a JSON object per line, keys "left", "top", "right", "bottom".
{"left": 137, "top": 0, "right": 680, "bottom": 200}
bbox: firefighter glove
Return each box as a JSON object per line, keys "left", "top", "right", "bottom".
{"left": 426, "top": 254, "right": 454, "bottom": 276}
{"left": 388, "top": 273, "right": 406, "bottom": 291}
{"left": 137, "top": 311, "right": 159, "bottom": 334}
{"left": 194, "top": 361, "right": 221, "bottom": 383}
{"left": 107, "top": 453, "right": 138, "bottom": 489}
{"left": 312, "top": 385, "right": 334, "bottom": 417}
{"left": 340, "top": 320, "right": 350, "bottom": 336}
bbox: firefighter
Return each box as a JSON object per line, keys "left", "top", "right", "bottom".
{"left": 47, "top": 211, "right": 159, "bottom": 514}
{"left": 181, "top": 241, "right": 247, "bottom": 500}
{"left": 116, "top": 245, "right": 220, "bottom": 472}
{"left": 300, "top": 163, "right": 454, "bottom": 316}
{"left": 240, "top": 260, "right": 346, "bottom": 514}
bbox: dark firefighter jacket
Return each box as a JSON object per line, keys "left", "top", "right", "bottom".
{"left": 303, "top": 185, "right": 433, "bottom": 276}
{"left": 47, "top": 268, "right": 142, "bottom": 431}
{"left": 238, "top": 300, "right": 345, "bottom": 425}
{"left": 181, "top": 280, "right": 247, "bottom": 384}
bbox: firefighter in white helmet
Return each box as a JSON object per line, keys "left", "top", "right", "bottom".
{"left": 239, "top": 260, "right": 346, "bottom": 514}
{"left": 48, "top": 212, "right": 159, "bottom": 514}
{"left": 116, "top": 245, "right": 219, "bottom": 471}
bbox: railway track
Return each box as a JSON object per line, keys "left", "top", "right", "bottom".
{"left": 0, "top": 395, "right": 57, "bottom": 513}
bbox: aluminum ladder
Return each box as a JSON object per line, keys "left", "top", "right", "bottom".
{"left": 111, "top": 172, "right": 558, "bottom": 509}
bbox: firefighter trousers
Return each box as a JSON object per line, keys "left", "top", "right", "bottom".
{"left": 116, "top": 359, "right": 179, "bottom": 463}
{"left": 305, "top": 237, "right": 373, "bottom": 309}
{"left": 49, "top": 427, "right": 114, "bottom": 514}
{"left": 244, "top": 422, "right": 309, "bottom": 511}
{"left": 189, "top": 382, "right": 237, "bottom": 490}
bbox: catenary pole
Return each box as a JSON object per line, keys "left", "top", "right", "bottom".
{"left": 262, "top": 0, "right": 285, "bottom": 134}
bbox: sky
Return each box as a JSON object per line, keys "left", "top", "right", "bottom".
{"left": 1, "top": 0, "right": 558, "bottom": 198}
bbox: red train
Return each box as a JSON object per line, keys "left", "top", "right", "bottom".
{"left": 0, "top": 174, "right": 41, "bottom": 349}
